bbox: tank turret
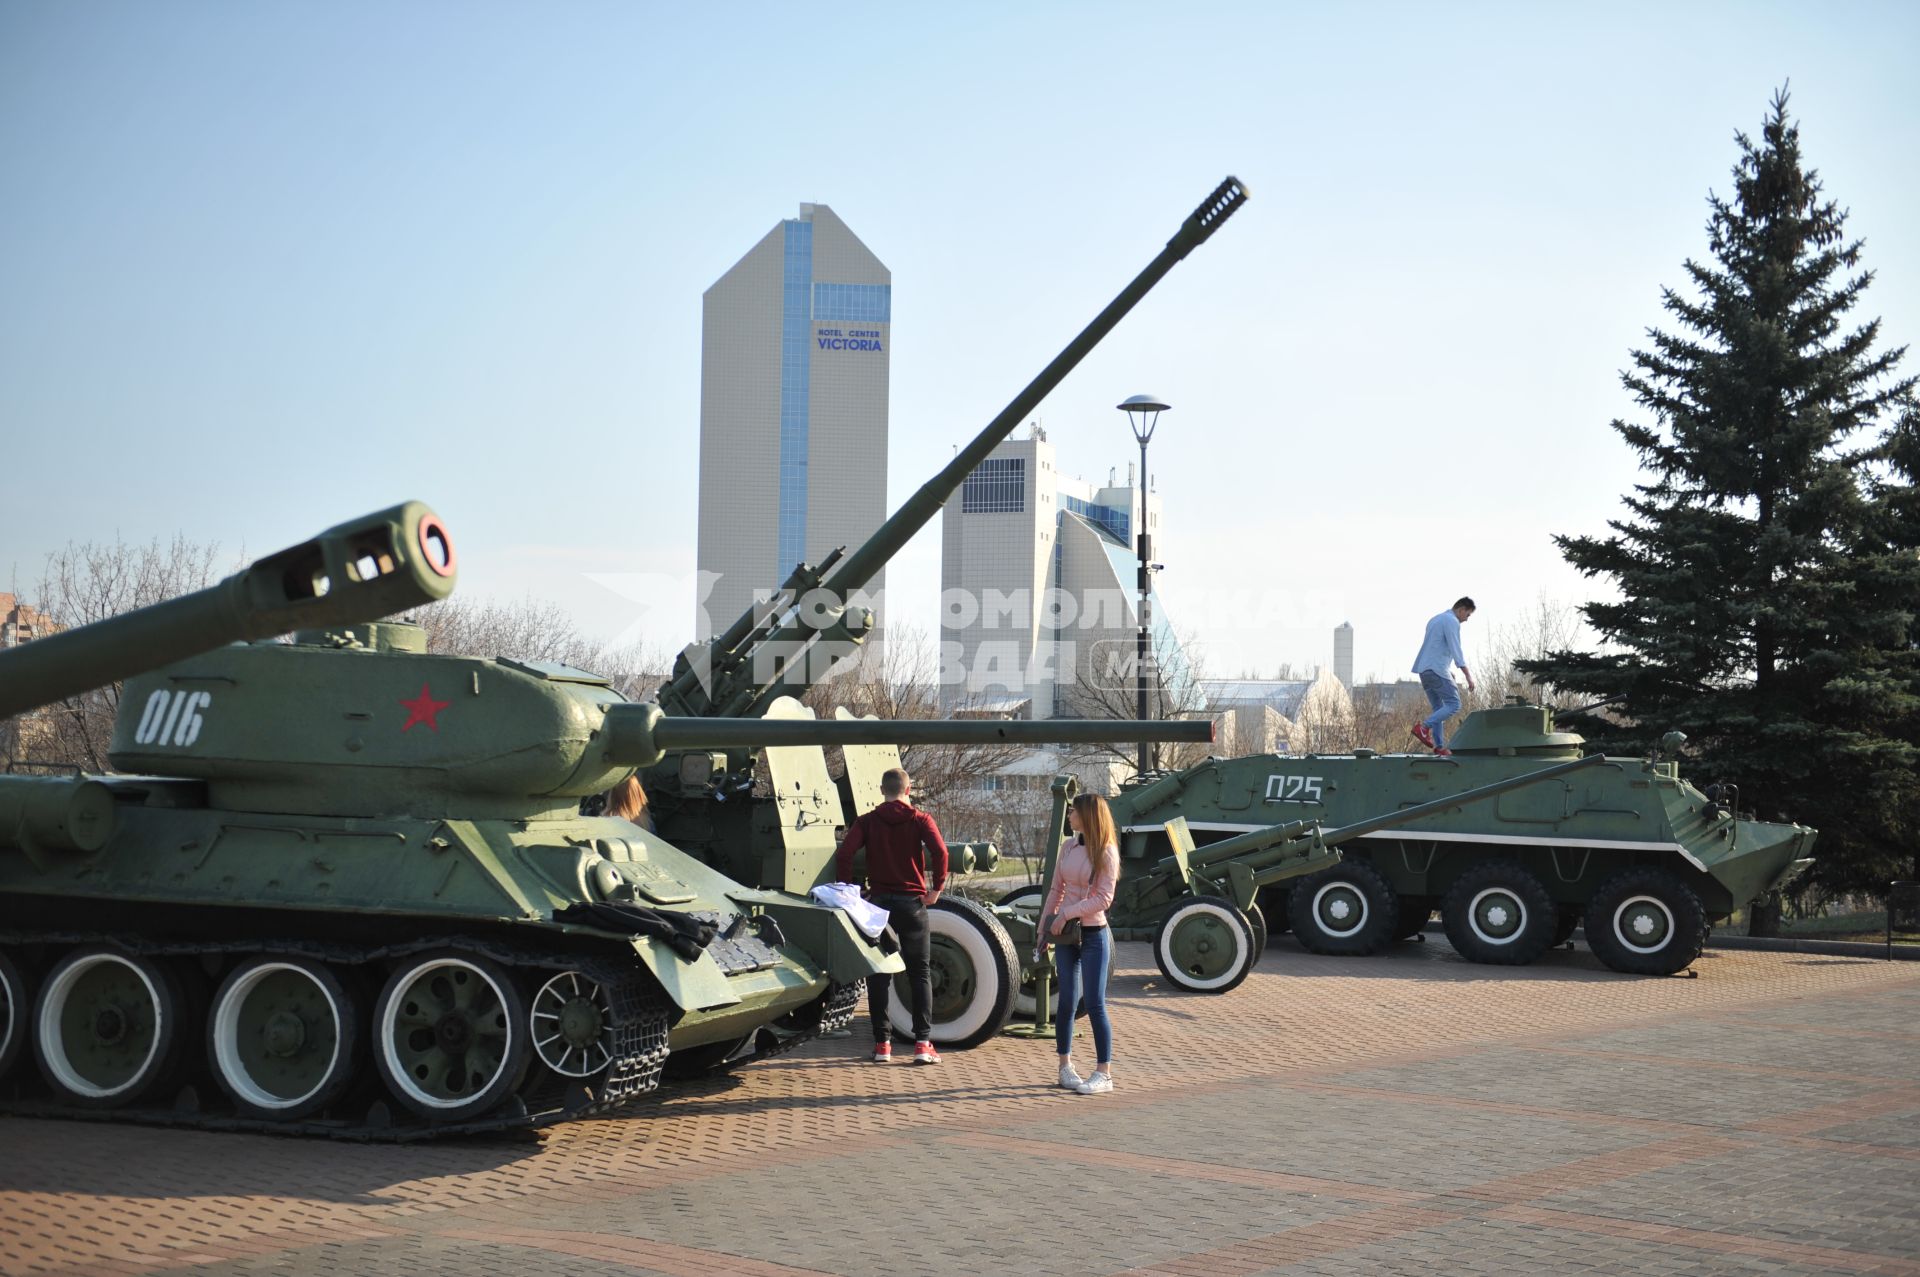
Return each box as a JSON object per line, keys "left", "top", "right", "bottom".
{"left": 0, "top": 501, "right": 455, "bottom": 721}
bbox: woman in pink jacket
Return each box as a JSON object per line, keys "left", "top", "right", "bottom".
{"left": 1042, "top": 793, "right": 1119, "bottom": 1095}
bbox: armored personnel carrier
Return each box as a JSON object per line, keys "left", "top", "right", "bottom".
{"left": 1109, "top": 700, "right": 1817, "bottom": 976}
{"left": 0, "top": 503, "right": 1206, "bottom": 1136}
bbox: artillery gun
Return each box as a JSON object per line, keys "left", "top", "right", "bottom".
{"left": 0, "top": 503, "right": 1204, "bottom": 1137}
{"left": 1102, "top": 701, "right": 1817, "bottom": 977}
{"left": 627, "top": 178, "right": 1252, "bottom": 1046}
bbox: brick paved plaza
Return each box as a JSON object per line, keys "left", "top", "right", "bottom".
{"left": 1, "top": 936, "right": 1916, "bottom": 1277}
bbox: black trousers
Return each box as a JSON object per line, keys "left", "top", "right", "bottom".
{"left": 868, "top": 893, "right": 933, "bottom": 1043}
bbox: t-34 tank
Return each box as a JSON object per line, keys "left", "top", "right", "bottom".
{"left": 1110, "top": 700, "right": 1817, "bottom": 976}
{"left": 0, "top": 503, "right": 1199, "bottom": 1136}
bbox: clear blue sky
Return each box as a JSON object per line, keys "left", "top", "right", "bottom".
{"left": 3, "top": 1, "right": 1916, "bottom": 683}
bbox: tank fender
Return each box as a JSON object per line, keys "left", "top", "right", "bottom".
{"left": 750, "top": 897, "right": 905, "bottom": 986}
{"left": 626, "top": 938, "right": 742, "bottom": 1014}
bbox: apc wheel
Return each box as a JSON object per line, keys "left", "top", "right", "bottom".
{"left": 209, "top": 957, "right": 359, "bottom": 1121}
{"left": 0, "top": 950, "right": 30, "bottom": 1084}
{"left": 1550, "top": 908, "right": 1582, "bottom": 948}
{"left": 530, "top": 970, "right": 616, "bottom": 1080}
{"left": 889, "top": 897, "right": 1017, "bottom": 1050}
{"left": 1245, "top": 901, "right": 1270, "bottom": 964}
{"left": 34, "top": 948, "right": 192, "bottom": 1108}
{"left": 1586, "top": 868, "right": 1708, "bottom": 976}
{"left": 1441, "top": 863, "right": 1557, "bottom": 965}
{"left": 374, "top": 951, "right": 531, "bottom": 1122}
{"left": 1394, "top": 897, "right": 1434, "bottom": 941}
{"left": 1287, "top": 862, "right": 1399, "bottom": 955}
{"left": 1154, "top": 896, "right": 1257, "bottom": 993}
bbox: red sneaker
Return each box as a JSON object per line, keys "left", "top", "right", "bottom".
{"left": 1411, "top": 723, "right": 1435, "bottom": 749}
{"left": 871, "top": 1042, "right": 892, "bottom": 1063}
{"left": 913, "top": 1041, "right": 942, "bottom": 1065}
{"left": 1434, "top": 748, "right": 1452, "bottom": 757}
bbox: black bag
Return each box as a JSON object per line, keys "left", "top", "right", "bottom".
{"left": 1044, "top": 913, "right": 1084, "bottom": 947}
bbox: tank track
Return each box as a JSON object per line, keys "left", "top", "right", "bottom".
{"left": 0, "top": 930, "right": 671, "bottom": 1142}
{"left": 750, "top": 980, "right": 861, "bottom": 1064}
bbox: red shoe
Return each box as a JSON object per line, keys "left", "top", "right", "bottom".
{"left": 1434, "top": 748, "right": 1452, "bottom": 757}
{"left": 913, "top": 1041, "right": 941, "bottom": 1065}
{"left": 1411, "top": 723, "right": 1435, "bottom": 749}
{"left": 872, "top": 1042, "right": 892, "bottom": 1063}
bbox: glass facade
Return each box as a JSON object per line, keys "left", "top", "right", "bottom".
{"left": 1061, "top": 493, "right": 1130, "bottom": 542}
{"left": 962, "top": 457, "right": 1025, "bottom": 513}
{"left": 812, "top": 282, "right": 892, "bottom": 323}
{"left": 778, "top": 219, "right": 814, "bottom": 574}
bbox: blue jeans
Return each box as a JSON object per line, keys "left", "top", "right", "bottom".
{"left": 1419, "top": 670, "right": 1461, "bottom": 749}
{"left": 1055, "top": 926, "right": 1113, "bottom": 1065}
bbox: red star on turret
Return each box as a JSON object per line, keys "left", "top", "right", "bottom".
{"left": 399, "top": 683, "right": 450, "bottom": 732}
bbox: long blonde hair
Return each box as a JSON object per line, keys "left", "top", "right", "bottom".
{"left": 605, "top": 774, "right": 650, "bottom": 827}
{"left": 1070, "top": 793, "right": 1118, "bottom": 873}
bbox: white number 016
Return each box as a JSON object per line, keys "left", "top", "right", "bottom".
{"left": 133, "top": 689, "right": 212, "bottom": 747}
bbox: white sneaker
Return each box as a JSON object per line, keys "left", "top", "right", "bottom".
{"left": 1058, "top": 1061, "right": 1084, "bottom": 1090}
{"left": 1076, "top": 1071, "right": 1114, "bottom": 1095}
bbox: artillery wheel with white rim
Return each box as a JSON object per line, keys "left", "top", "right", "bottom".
{"left": 208, "top": 957, "right": 360, "bottom": 1121}
{"left": 1244, "top": 901, "right": 1270, "bottom": 964}
{"left": 529, "top": 970, "right": 615, "bottom": 1080}
{"left": 888, "top": 896, "right": 1018, "bottom": 1050}
{"left": 1286, "top": 861, "right": 1400, "bottom": 956}
{"left": 1441, "top": 863, "right": 1557, "bottom": 965}
{"left": 1154, "top": 896, "right": 1257, "bottom": 994}
{"left": 995, "top": 884, "right": 1046, "bottom": 909}
{"left": 0, "top": 950, "right": 30, "bottom": 1083}
{"left": 1585, "top": 868, "right": 1708, "bottom": 976}
{"left": 373, "top": 951, "right": 530, "bottom": 1122}
{"left": 34, "top": 947, "right": 192, "bottom": 1108}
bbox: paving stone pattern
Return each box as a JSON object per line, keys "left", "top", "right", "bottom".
{"left": 1, "top": 936, "right": 1916, "bottom": 1277}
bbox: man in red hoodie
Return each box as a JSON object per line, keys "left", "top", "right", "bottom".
{"left": 835, "top": 766, "right": 949, "bottom": 1064}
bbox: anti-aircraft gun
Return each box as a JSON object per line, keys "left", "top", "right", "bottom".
{"left": 634, "top": 179, "right": 1251, "bottom": 1047}
{"left": 0, "top": 503, "right": 1207, "bottom": 1137}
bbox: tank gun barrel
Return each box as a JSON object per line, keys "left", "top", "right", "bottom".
{"left": 660, "top": 176, "right": 1251, "bottom": 718}
{"left": 0, "top": 502, "right": 456, "bottom": 721}
{"left": 601, "top": 704, "right": 1213, "bottom": 768}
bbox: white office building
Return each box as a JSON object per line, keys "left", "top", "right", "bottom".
{"left": 940, "top": 423, "right": 1189, "bottom": 719}
{"left": 696, "top": 204, "right": 891, "bottom": 637}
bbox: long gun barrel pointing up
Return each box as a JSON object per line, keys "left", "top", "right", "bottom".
{"left": 659, "top": 177, "right": 1251, "bottom": 719}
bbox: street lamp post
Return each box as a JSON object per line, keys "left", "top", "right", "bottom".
{"left": 1117, "top": 395, "right": 1169, "bottom": 774}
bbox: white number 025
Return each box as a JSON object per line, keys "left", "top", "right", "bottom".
{"left": 133, "top": 689, "right": 212, "bottom": 747}
{"left": 1264, "top": 774, "right": 1324, "bottom": 803}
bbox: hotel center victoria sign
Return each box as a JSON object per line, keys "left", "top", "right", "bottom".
{"left": 816, "top": 326, "right": 885, "bottom": 352}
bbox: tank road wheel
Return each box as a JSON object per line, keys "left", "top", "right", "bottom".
{"left": 0, "top": 950, "right": 30, "bottom": 1084}
{"left": 890, "top": 897, "right": 1018, "bottom": 1050}
{"left": 1244, "top": 901, "right": 1270, "bottom": 964}
{"left": 1287, "top": 862, "right": 1400, "bottom": 956}
{"left": 1154, "top": 896, "right": 1257, "bottom": 994}
{"left": 34, "top": 948, "right": 192, "bottom": 1108}
{"left": 529, "top": 970, "right": 616, "bottom": 1081}
{"left": 373, "top": 951, "right": 531, "bottom": 1122}
{"left": 208, "top": 957, "right": 360, "bottom": 1122}
{"left": 1394, "top": 897, "right": 1434, "bottom": 941}
{"left": 1585, "top": 868, "right": 1709, "bottom": 976}
{"left": 1551, "top": 908, "right": 1582, "bottom": 949}
{"left": 1438, "top": 864, "right": 1555, "bottom": 965}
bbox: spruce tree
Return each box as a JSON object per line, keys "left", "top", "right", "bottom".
{"left": 1522, "top": 89, "right": 1919, "bottom": 902}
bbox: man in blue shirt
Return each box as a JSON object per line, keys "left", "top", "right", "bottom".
{"left": 1410, "top": 597, "right": 1476, "bottom": 755}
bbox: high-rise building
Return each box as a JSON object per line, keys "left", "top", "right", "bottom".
{"left": 1333, "top": 621, "right": 1354, "bottom": 689}
{"left": 940, "top": 424, "right": 1183, "bottom": 719}
{"left": 696, "top": 204, "right": 891, "bottom": 637}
